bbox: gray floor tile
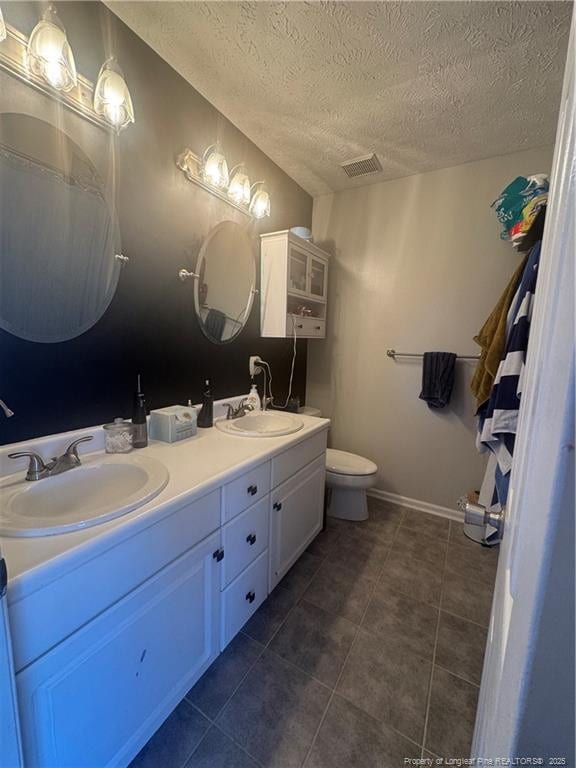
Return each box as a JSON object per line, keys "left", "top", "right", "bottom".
{"left": 186, "top": 633, "right": 263, "bottom": 719}
{"left": 304, "top": 561, "right": 374, "bottom": 624}
{"left": 436, "top": 612, "right": 488, "bottom": 685}
{"left": 446, "top": 529, "right": 499, "bottom": 584}
{"left": 307, "top": 528, "right": 341, "bottom": 558}
{"left": 130, "top": 700, "right": 210, "bottom": 768}
{"left": 337, "top": 628, "right": 432, "bottom": 744}
{"left": 242, "top": 585, "right": 297, "bottom": 645}
{"left": 280, "top": 552, "right": 324, "bottom": 599}
{"left": 426, "top": 667, "right": 479, "bottom": 758}
{"left": 392, "top": 528, "right": 447, "bottom": 567}
{"left": 216, "top": 649, "right": 331, "bottom": 768}
{"left": 379, "top": 549, "right": 444, "bottom": 606}
{"left": 442, "top": 573, "right": 494, "bottom": 626}
{"left": 326, "top": 535, "right": 390, "bottom": 581}
{"left": 401, "top": 510, "right": 450, "bottom": 540}
{"left": 362, "top": 586, "right": 438, "bottom": 659}
{"left": 186, "top": 726, "right": 259, "bottom": 768}
{"left": 306, "top": 694, "right": 420, "bottom": 768}
{"left": 367, "top": 497, "right": 406, "bottom": 521}
{"left": 269, "top": 600, "right": 357, "bottom": 686}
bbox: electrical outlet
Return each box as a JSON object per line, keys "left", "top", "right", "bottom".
{"left": 249, "top": 356, "right": 263, "bottom": 377}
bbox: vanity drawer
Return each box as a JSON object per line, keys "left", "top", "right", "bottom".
{"left": 221, "top": 496, "right": 269, "bottom": 588}
{"left": 286, "top": 315, "right": 325, "bottom": 338}
{"left": 221, "top": 550, "right": 268, "bottom": 649}
{"left": 271, "top": 429, "right": 328, "bottom": 488}
{"left": 222, "top": 461, "right": 271, "bottom": 524}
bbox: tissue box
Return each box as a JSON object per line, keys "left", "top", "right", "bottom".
{"left": 149, "top": 405, "right": 197, "bottom": 443}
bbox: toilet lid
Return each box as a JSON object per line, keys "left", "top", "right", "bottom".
{"left": 326, "top": 449, "right": 377, "bottom": 476}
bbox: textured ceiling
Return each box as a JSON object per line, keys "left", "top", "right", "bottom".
{"left": 106, "top": 1, "right": 572, "bottom": 195}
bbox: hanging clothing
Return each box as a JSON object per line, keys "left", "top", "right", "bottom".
{"left": 477, "top": 241, "right": 542, "bottom": 508}
{"left": 470, "top": 255, "right": 528, "bottom": 411}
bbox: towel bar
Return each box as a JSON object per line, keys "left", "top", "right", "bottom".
{"left": 386, "top": 349, "right": 480, "bottom": 361}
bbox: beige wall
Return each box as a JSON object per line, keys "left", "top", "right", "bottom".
{"left": 307, "top": 147, "right": 553, "bottom": 509}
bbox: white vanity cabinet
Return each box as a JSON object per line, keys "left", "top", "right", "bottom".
{"left": 260, "top": 230, "right": 330, "bottom": 338}
{"left": 9, "top": 424, "right": 328, "bottom": 768}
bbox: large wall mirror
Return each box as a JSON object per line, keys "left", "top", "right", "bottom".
{"left": 0, "top": 113, "right": 121, "bottom": 343}
{"left": 194, "top": 220, "right": 256, "bottom": 344}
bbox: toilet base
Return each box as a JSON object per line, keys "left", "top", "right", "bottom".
{"left": 327, "top": 487, "right": 369, "bottom": 521}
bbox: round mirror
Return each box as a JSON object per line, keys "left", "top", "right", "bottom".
{"left": 0, "top": 113, "right": 121, "bottom": 343}
{"left": 194, "top": 221, "right": 256, "bottom": 344}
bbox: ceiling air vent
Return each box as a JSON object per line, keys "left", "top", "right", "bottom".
{"left": 340, "top": 153, "right": 382, "bottom": 178}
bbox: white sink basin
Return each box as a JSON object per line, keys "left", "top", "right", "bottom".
{"left": 216, "top": 411, "right": 304, "bottom": 437}
{"left": 0, "top": 454, "right": 169, "bottom": 538}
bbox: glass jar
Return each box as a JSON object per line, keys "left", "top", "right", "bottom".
{"left": 103, "top": 418, "right": 134, "bottom": 454}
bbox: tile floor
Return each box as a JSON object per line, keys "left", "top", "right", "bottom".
{"left": 130, "top": 498, "right": 499, "bottom": 768}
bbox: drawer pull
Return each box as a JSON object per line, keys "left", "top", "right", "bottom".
{"left": 315, "top": 325, "right": 321, "bottom": 330}
{"left": 212, "top": 548, "right": 224, "bottom": 562}
{"left": 273, "top": 501, "right": 282, "bottom": 511}
{"left": 246, "top": 533, "right": 257, "bottom": 546}
{"left": 246, "top": 590, "right": 256, "bottom": 604}
{"left": 247, "top": 484, "right": 258, "bottom": 496}
{"left": 296, "top": 324, "right": 303, "bottom": 329}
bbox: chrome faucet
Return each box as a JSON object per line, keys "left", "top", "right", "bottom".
{"left": 222, "top": 399, "right": 255, "bottom": 420}
{"left": 8, "top": 436, "right": 94, "bottom": 481}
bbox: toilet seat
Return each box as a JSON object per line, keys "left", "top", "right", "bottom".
{"left": 326, "top": 449, "right": 377, "bottom": 477}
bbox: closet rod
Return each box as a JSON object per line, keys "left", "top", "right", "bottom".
{"left": 386, "top": 349, "right": 480, "bottom": 361}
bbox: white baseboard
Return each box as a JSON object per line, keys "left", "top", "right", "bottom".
{"left": 367, "top": 488, "right": 464, "bottom": 523}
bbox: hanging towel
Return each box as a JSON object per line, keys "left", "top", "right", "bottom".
{"left": 205, "top": 308, "right": 226, "bottom": 341}
{"left": 470, "top": 255, "right": 528, "bottom": 411}
{"left": 419, "top": 352, "right": 457, "bottom": 409}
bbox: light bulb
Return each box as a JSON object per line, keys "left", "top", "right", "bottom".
{"left": 27, "top": 5, "right": 77, "bottom": 92}
{"left": 249, "top": 183, "right": 271, "bottom": 219}
{"left": 228, "top": 165, "right": 251, "bottom": 205}
{"left": 0, "top": 6, "right": 7, "bottom": 43}
{"left": 94, "top": 57, "right": 134, "bottom": 130}
{"left": 202, "top": 143, "right": 229, "bottom": 189}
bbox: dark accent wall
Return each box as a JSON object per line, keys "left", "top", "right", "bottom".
{"left": 0, "top": 2, "right": 312, "bottom": 445}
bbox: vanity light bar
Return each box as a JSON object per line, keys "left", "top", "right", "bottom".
{"left": 177, "top": 147, "right": 271, "bottom": 220}
{"left": 0, "top": 17, "right": 133, "bottom": 133}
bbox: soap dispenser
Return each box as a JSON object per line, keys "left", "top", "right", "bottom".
{"left": 246, "top": 383, "right": 261, "bottom": 411}
{"left": 197, "top": 379, "right": 214, "bottom": 428}
{"left": 132, "top": 374, "right": 148, "bottom": 448}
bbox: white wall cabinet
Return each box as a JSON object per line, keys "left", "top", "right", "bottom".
{"left": 260, "top": 230, "right": 330, "bottom": 338}
{"left": 12, "top": 427, "right": 328, "bottom": 768}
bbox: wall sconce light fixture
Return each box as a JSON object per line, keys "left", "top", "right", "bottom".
{"left": 177, "top": 146, "right": 271, "bottom": 219}
{"left": 0, "top": 6, "right": 7, "bottom": 43}
{"left": 228, "top": 164, "right": 251, "bottom": 206}
{"left": 202, "top": 142, "right": 229, "bottom": 189}
{"left": 0, "top": 6, "right": 134, "bottom": 133}
{"left": 249, "top": 182, "right": 271, "bottom": 219}
{"left": 94, "top": 57, "right": 134, "bottom": 130}
{"left": 27, "top": 4, "right": 77, "bottom": 92}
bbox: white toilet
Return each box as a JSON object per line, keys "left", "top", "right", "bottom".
{"left": 299, "top": 407, "right": 378, "bottom": 522}
{"left": 325, "top": 448, "right": 378, "bottom": 521}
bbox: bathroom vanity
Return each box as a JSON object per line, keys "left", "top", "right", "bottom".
{"left": 0, "top": 413, "right": 329, "bottom": 767}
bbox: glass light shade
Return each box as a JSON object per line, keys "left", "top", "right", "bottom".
{"left": 27, "top": 5, "right": 77, "bottom": 91}
{"left": 94, "top": 58, "right": 134, "bottom": 130}
{"left": 0, "top": 6, "right": 7, "bottom": 43}
{"left": 203, "top": 143, "right": 229, "bottom": 189}
{"left": 228, "top": 165, "right": 251, "bottom": 206}
{"left": 249, "top": 183, "right": 271, "bottom": 219}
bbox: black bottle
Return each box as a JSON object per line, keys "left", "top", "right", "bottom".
{"left": 132, "top": 374, "right": 148, "bottom": 448}
{"left": 197, "top": 379, "right": 214, "bottom": 428}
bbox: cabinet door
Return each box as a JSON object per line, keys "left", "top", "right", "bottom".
{"left": 287, "top": 245, "right": 309, "bottom": 294}
{"left": 17, "top": 532, "right": 221, "bottom": 768}
{"left": 269, "top": 455, "right": 325, "bottom": 590}
{"left": 309, "top": 256, "right": 327, "bottom": 300}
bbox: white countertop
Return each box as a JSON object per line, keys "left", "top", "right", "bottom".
{"left": 0, "top": 415, "right": 330, "bottom": 601}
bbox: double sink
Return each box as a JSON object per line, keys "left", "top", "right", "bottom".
{"left": 0, "top": 411, "right": 303, "bottom": 538}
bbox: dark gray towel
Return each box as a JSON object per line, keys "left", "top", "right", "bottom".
{"left": 419, "top": 352, "right": 457, "bottom": 408}
{"left": 205, "top": 308, "right": 226, "bottom": 341}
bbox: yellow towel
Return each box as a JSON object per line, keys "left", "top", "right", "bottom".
{"left": 471, "top": 256, "right": 528, "bottom": 410}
